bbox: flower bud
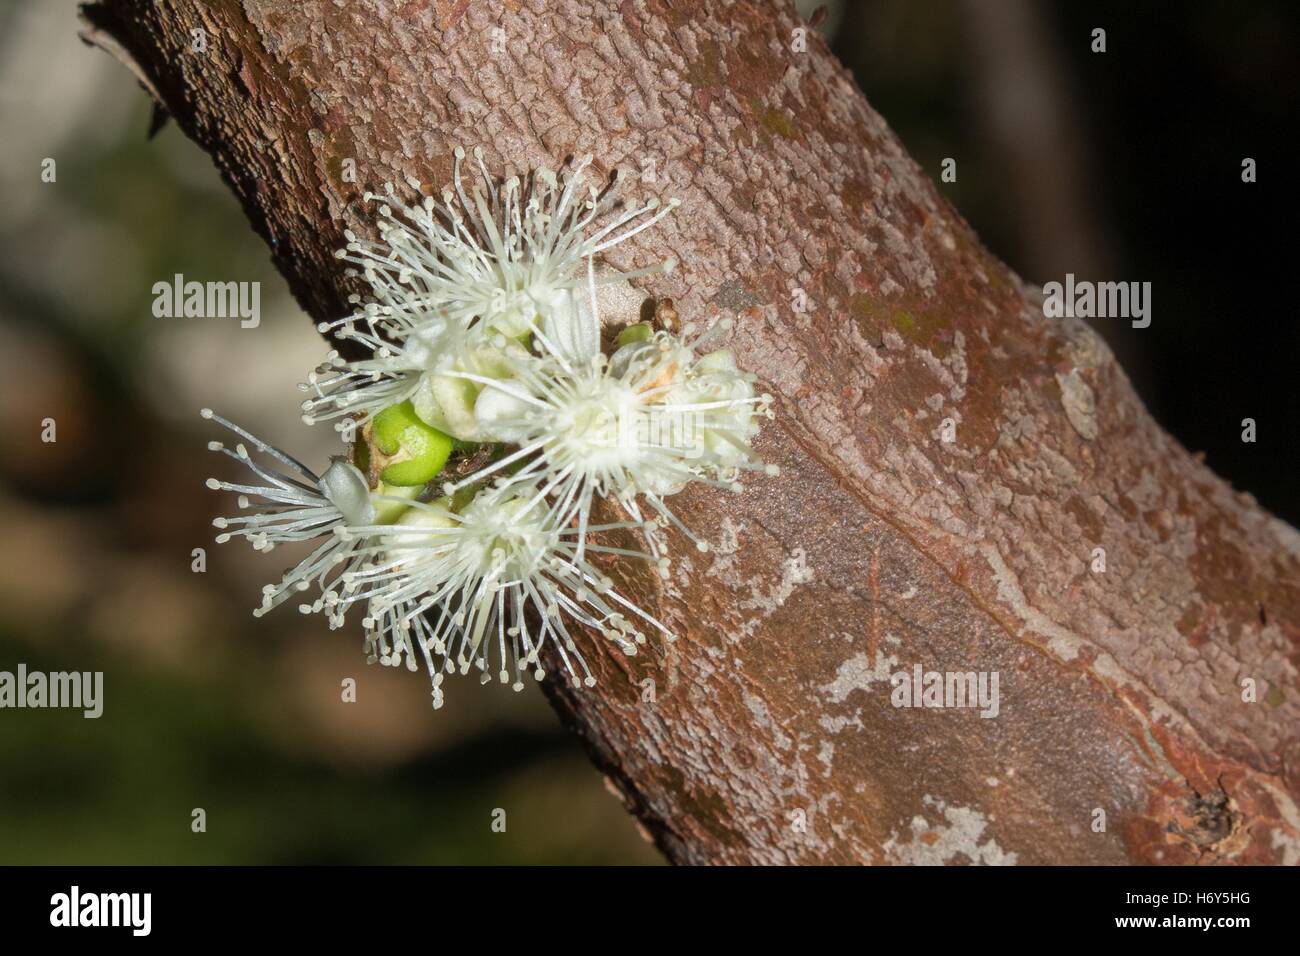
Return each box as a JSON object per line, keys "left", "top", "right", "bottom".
{"left": 369, "top": 400, "right": 453, "bottom": 486}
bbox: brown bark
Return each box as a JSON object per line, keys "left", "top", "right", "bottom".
{"left": 80, "top": 0, "right": 1300, "bottom": 865}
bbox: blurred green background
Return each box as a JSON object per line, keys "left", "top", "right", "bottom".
{"left": 0, "top": 0, "right": 1294, "bottom": 863}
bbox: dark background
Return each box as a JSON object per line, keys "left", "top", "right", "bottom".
{"left": 0, "top": 0, "right": 1294, "bottom": 863}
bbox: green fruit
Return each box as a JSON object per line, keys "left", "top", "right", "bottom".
{"left": 371, "top": 400, "right": 453, "bottom": 487}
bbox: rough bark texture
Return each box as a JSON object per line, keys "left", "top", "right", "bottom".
{"left": 81, "top": 0, "right": 1300, "bottom": 865}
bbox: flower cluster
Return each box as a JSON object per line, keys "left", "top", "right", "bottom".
{"left": 204, "top": 148, "right": 776, "bottom": 707}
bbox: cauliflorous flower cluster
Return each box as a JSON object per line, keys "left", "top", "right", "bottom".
{"left": 204, "top": 148, "right": 776, "bottom": 707}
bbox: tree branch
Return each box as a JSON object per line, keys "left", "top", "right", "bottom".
{"left": 83, "top": 0, "right": 1300, "bottom": 864}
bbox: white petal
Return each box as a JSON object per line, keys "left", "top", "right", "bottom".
{"left": 320, "top": 459, "right": 376, "bottom": 526}
{"left": 475, "top": 381, "right": 537, "bottom": 443}
{"left": 539, "top": 289, "right": 599, "bottom": 364}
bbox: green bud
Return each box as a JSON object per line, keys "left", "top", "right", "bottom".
{"left": 616, "top": 322, "right": 653, "bottom": 348}
{"left": 370, "top": 400, "right": 453, "bottom": 487}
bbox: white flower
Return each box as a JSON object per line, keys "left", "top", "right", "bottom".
{"left": 444, "top": 317, "right": 777, "bottom": 568}
{"left": 203, "top": 147, "right": 781, "bottom": 711}
{"left": 202, "top": 408, "right": 375, "bottom": 624}
{"left": 302, "top": 146, "right": 678, "bottom": 434}
{"left": 345, "top": 485, "right": 672, "bottom": 701}
{"left": 203, "top": 406, "right": 676, "bottom": 708}
{"left": 341, "top": 147, "right": 677, "bottom": 335}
